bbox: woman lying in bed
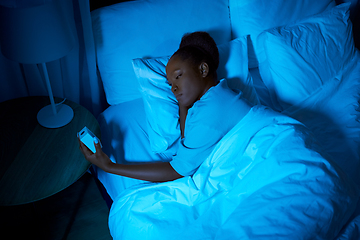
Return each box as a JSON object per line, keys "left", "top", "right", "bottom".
{"left": 79, "top": 31, "right": 359, "bottom": 239}
{"left": 79, "top": 31, "right": 251, "bottom": 184}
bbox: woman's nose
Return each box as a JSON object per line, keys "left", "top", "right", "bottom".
{"left": 171, "top": 85, "right": 177, "bottom": 93}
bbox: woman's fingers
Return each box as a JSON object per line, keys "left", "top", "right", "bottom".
{"left": 77, "top": 135, "right": 93, "bottom": 156}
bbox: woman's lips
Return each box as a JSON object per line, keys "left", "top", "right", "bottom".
{"left": 175, "top": 93, "right": 182, "bottom": 100}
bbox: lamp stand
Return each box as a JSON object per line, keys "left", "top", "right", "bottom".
{"left": 37, "top": 62, "right": 74, "bottom": 128}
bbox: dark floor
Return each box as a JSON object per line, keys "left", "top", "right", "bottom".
{"left": 0, "top": 172, "right": 112, "bottom": 240}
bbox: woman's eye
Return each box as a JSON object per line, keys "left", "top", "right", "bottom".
{"left": 176, "top": 74, "right": 182, "bottom": 79}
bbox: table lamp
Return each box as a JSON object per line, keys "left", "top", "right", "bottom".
{"left": 0, "top": 2, "right": 74, "bottom": 128}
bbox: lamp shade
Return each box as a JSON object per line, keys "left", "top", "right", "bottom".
{"left": 0, "top": 1, "right": 73, "bottom": 64}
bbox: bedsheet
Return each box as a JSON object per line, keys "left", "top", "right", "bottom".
{"left": 108, "top": 105, "right": 359, "bottom": 240}
{"left": 96, "top": 98, "right": 175, "bottom": 200}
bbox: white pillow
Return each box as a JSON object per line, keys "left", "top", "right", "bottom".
{"left": 229, "top": 0, "right": 336, "bottom": 68}
{"left": 133, "top": 56, "right": 177, "bottom": 153}
{"left": 91, "top": 0, "right": 232, "bottom": 105}
{"left": 217, "top": 37, "right": 259, "bottom": 105}
{"left": 256, "top": 3, "right": 357, "bottom": 111}
{"left": 133, "top": 37, "right": 257, "bottom": 153}
{"left": 282, "top": 54, "right": 360, "bottom": 186}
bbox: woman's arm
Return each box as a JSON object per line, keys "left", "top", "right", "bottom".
{"left": 78, "top": 138, "right": 183, "bottom": 182}
{"left": 179, "top": 105, "right": 189, "bottom": 138}
{"left": 106, "top": 161, "right": 182, "bottom": 182}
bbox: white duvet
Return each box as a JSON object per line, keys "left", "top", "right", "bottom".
{"left": 108, "top": 106, "right": 359, "bottom": 240}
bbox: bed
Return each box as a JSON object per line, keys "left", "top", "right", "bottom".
{"left": 89, "top": 0, "right": 360, "bottom": 239}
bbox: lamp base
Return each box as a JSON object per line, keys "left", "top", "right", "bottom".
{"left": 37, "top": 104, "right": 74, "bottom": 128}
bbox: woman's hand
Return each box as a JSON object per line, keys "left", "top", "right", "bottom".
{"left": 77, "top": 136, "right": 113, "bottom": 172}
{"left": 78, "top": 136, "right": 183, "bottom": 182}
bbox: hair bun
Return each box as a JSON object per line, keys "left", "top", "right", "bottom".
{"left": 179, "top": 31, "right": 219, "bottom": 70}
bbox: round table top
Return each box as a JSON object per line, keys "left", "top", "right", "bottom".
{"left": 0, "top": 96, "right": 100, "bottom": 206}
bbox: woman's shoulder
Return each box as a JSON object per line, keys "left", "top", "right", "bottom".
{"left": 199, "top": 79, "right": 247, "bottom": 109}
{"left": 197, "top": 79, "right": 236, "bottom": 104}
{"left": 188, "top": 79, "right": 251, "bottom": 124}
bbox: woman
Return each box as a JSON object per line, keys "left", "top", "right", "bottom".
{"left": 78, "top": 32, "right": 251, "bottom": 195}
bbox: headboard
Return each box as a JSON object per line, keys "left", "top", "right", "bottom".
{"left": 89, "top": 0, "right": 130, "bottom": 11}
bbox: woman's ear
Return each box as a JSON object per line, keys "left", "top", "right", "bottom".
{"left": 199, "top": 62, "right": 209, "bottom": 77}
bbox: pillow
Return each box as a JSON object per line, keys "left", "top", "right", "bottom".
{"left": 282, "top": 53, "right": 360, "bottom": 186}
{"left": 133, "top": 36, "right": 258, "bottom": 153}
{"left": 217, "top": 37, "right": 259, "bottom": 105}
{"left": 133, "top": 56, "right": 177, "bottom": 153}
{"left": 256, "top": 3, "right": 357, "bottom": 111}
{"left": 229, "top": 0, "right": 336, "bottom": 68}
{"left": 91, "top": 0, "right": 232, "bottom": 105}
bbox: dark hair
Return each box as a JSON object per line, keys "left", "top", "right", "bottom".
{"left": 173, "top": 31, "right": 219, "bottom": 79}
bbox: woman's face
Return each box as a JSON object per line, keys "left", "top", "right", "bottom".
{"left": 166, "top": 55, "right": 210, "bottom": 108}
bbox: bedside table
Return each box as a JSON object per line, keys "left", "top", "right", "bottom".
{"left": 0, "top": 96, "right": 101, "bottom": 206}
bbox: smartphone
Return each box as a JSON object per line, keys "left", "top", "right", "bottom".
{"left": 78, "top": 126, "right": 102, "bottom": 153}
